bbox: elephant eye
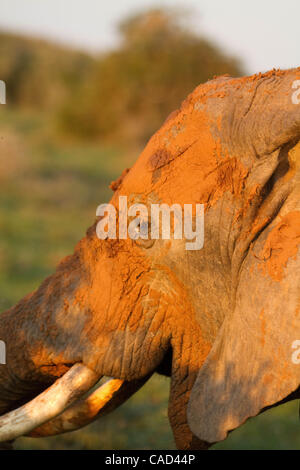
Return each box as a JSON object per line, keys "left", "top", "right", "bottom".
{"left": 134, "top": 218, "right": 155, "bottom": 249}
{"left": 135, "top": 238, "right": 155, "bottom": 249}
{"left": 139, "top": 221, "right": 149, "bottom": 238}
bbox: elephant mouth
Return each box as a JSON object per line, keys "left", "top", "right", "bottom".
{"left": 0, "top": 349, "right": 173, "bottom": 443}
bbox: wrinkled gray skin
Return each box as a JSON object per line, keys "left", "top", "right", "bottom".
{"left": 0, "top": 68, "right": 299, "bottom": 449}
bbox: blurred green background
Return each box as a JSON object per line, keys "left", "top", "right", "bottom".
{"left": 0, "top": 7, "right": 299, "bottom": 450}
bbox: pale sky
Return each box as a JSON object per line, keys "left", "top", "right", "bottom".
{"left": 0, "top": 0, "right": 299, "bottom": 74}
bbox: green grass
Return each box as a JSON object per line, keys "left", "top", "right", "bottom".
{"left": 0, "top": 108, "right": 299, "bottom": 450}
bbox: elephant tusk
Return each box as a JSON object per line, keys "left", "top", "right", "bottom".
{"left": 27, "top": 375, "right": 151, "bottom": 437}
{"left": 0, "top": 363, "right": 99, "bottom": 442}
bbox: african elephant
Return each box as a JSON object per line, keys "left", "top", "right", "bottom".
{"left": 0, "top": 67, "right": 299, "bottom": 450}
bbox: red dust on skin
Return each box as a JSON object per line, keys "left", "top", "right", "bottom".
{"left": 110, "top": 168, "right": 131, "bottom": 192}
{"left": 109, "top": 68, "right": 300, "bottom": 215}
{"left": 258, "top": 211, "right": 300, "bottom": 282}
{"left": 259, "top": 308, "right": 266, "bottom": 347}
{"left": 117, "top": 106, "right": 249, "bottom": 212}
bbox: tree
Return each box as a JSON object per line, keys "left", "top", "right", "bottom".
{"left": 60, "top": 8, "right": 244, "bottom": 145}
{"left": 0, "top": 32, "right": 94, "bottom": 110}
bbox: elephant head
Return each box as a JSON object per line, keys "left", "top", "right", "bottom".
{"left": 0, "top": 68, "right": 299, "bottom": 449}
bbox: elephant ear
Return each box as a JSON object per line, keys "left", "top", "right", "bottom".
{"left": 187, "top": 209, "right": 300, "bottom": 443}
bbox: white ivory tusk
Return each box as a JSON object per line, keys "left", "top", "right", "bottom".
{"left": 28, "top": 375, "right": 150, "bottom": 437}
{"left": 0, "top": 363, "right": 99, "bottom": 442}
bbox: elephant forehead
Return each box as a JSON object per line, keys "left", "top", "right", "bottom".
{"left": 113, "top": 96, "right": 248, "bottom": 208}
{"left": 115, "top": 68, "right": 300, "bottom": 204}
